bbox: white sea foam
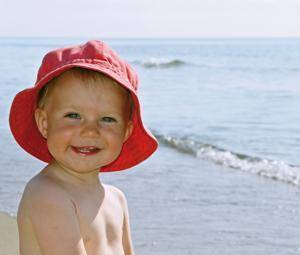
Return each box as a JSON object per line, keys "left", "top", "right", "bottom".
{"left": 132, "top": 58, "right": 186, "bottom": 68}
{"left": 155, "top": 132, "right": 300, "bottom": 186}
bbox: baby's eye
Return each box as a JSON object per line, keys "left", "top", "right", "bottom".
{"left": 64, "top": 113, "right": 81, "bottom": 119}
{"left": 102, "top": 117, "right": 117, "bottom": 123}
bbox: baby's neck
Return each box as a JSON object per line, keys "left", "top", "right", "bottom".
{"left": 41, "top": 161, "right": 102, "bottom": 188}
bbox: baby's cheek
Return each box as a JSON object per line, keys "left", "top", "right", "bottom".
{"left": 46, "top": 125, "right": 79, "bottom": 156}
{"left": 49, "top": 124, "right": 79, "bottom": 140}
{"left": 101, "top": 123, "right": 127, "bottom": 137}
{"left": 58, "top": 125, "right": 79, "bottom": 137}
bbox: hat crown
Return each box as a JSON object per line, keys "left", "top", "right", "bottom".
{"left": 36, "top": 40, "right": 138, "bottom": 91}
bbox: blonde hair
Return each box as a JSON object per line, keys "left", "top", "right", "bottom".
{"left": 37, "top": 67, "right": 134, "bottom": 119}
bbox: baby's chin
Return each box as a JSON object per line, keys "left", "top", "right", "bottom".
{"left": 49, "top": 159, "right": 101, "bottom": 175}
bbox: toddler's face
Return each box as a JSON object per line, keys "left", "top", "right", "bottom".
{"left": 35, "top": 72, "right": 133, "bottom": 173}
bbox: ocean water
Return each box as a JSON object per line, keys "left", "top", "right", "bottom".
{"left": 1, "top": 37, "right": 300, "bottom": 254}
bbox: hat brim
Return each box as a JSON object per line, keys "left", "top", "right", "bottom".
{"left": 9, "top": 62, "right": 158, "bottom": 172}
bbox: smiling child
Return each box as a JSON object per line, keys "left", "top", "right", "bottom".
{"left": 9, "top": 40, "right": 158, "bottom": 255}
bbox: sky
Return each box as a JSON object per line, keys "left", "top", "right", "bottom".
{"left": 1, "top": 0, "right": 300, "bottom": 38}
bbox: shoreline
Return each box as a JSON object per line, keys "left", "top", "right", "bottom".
{"left": 0, "top": 212, "right": 19, "bottom": 255}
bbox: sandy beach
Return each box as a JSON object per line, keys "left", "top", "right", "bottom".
{"left": 0, "top": 212, "right": 19, "bottom": 255}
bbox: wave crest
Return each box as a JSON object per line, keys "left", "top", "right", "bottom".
{"left": 154, "top": 131, "right": 300, "bottom": 186}
{"left": 133, "top": 58, "right": 186, "bottom": 68}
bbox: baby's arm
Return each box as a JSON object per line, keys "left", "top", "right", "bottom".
{"left": 26, "top": 182, "right": 87, "bottom": 255}
{"left": 120, "top": 191, "right": 135, "bottom": 255}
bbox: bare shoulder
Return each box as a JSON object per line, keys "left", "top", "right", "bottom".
{"left": 18, "top": 173, "right": 87, "bottom": 255}
{"left": 103, "top": 184, "right": 127, "bottom": 205}
{"left": 18, "top": 172, "right": 76, "bottom": 221}
{"left": 17, "top": 172, "right": 76, "bottom": 228}
{"left": 22, "top": 173, "right": 61, "bottom": 195}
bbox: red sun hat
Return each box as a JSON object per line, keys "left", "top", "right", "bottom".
{"left": 9, "top": 40, "right": 158, "bottom": 172}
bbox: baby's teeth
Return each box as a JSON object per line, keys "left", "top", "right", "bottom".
{"left": 77, "top": 147, "right": 97, "bottom": 153}
{"left": 79, "top": 148, "right": 91, "bottom": 152}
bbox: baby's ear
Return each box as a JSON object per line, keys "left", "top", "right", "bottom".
{"left": 34, "top": 108, "right": 48, "bottom": 138}
{"left": 123, "top": 121, "right": 133, "bottom": 143}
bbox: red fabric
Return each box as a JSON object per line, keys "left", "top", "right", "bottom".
{"left": 9, "top": 40, "right": 158, "bottom": 172}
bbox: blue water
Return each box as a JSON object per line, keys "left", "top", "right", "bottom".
{"left": 1, "top": 37, "right": 300, "bottom": 254}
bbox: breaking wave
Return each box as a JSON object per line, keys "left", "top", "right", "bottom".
{"left": 154, "top": 131, "right": 300, "bottom": 186}
{"left": 132, "top": 58, "right": 300, "bottom": 73}
{"left": 132, "top": 58, "right": 186, "bottom": 68}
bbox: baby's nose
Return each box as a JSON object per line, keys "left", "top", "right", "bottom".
{"left": 80, "top": 121, "right": 100, "bottom": 138}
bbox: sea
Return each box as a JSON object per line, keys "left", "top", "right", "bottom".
{"left": 0, "top": 37, "right": 300, "bottom": 254}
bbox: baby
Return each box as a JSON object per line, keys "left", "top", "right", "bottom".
{"left": 9, "top": 40, "right": 158, "bottom": 255}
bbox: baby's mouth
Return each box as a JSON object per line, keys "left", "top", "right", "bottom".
{"left": 71, "top": 146, "right": 101, "bottom": 156}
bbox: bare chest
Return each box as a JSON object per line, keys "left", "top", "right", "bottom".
{"left": 73, "top": 186, "right": 124, "bottom": 253}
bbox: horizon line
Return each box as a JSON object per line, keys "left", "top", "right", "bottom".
{"left": 1, "top": 36, "right": 300, "bottom": 40}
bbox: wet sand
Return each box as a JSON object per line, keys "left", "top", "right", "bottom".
{"left": 0, "top": 212, "right": 19, "bottom": 255}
